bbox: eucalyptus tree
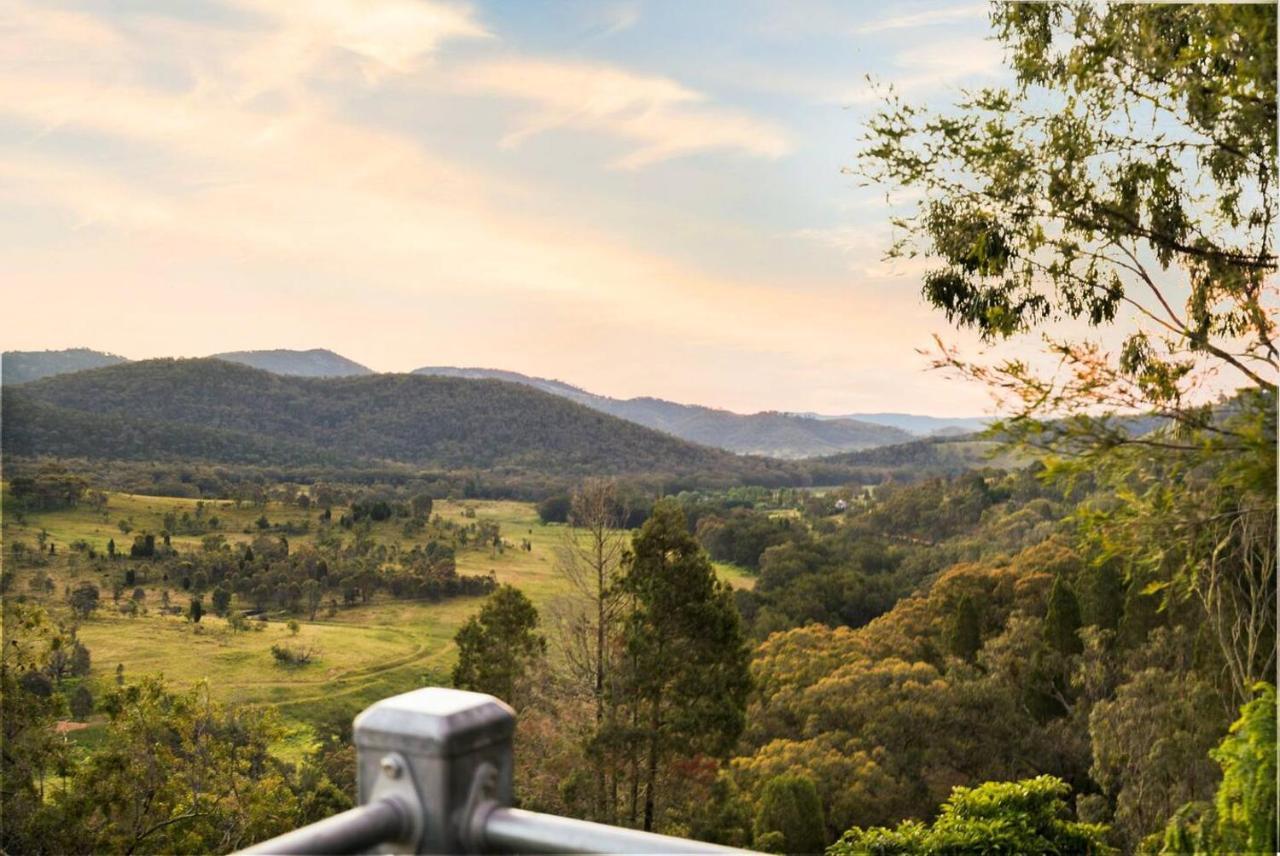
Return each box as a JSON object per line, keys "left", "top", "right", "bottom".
{"left": 861, "top": 3, "right": 1276, "bottom": 440}
{"left": 861, "top": 0, "right": 1277, "bottom": 706}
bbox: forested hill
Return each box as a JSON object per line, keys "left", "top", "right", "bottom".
{"left": 413, "top": 366, "right": 913, "bottom": 457}
{"left": 210, "top": 348, "right": 372, "bottom": 377}
{"left": 794, "top": 411, "right": 991, "bottom": 436}
{"left": 814, "top": 435, "right": 1006, "bottom": 474}
{"left": 2, "top": 358, "right": 802, "bottom": 480}
{"left": 2, "top": 348, "right": 128, "bottom": 384}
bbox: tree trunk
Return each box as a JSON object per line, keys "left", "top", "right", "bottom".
{"left": 628, "top": 753, "right": 639, "bottom": 827}
{"left": 643, "top": 693, "right": 661, "bottom": 832}
{"left": 594, "top": 533, "right": 607, "bottom": 821}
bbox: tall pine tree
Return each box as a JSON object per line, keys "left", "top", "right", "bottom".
{"left": 617, "top": 499, "right": 751, "bottom": 832}
{"left": 1044, "top": 575, "right": 1084, "bottom": 656}
{"left": 451, "top": 584, "right": 546, "bottom": 709}
{"left": 947, "top": 594, "right": 982, "bottom": 662}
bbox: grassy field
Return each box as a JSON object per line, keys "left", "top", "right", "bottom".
{"left": 3, "top": 490, "right": 754, "bottom": 754}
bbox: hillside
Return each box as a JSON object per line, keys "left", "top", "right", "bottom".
{"left": 3, "top": 359, "right": 801, "bottom": 480}
{"left": 2, "top": 348, "right": 129, "bottom": 384}
{"left": 211, "top": 348, "right": 372, "bottom": 377}
{"left": 813, "top": 435, "right": 1009, "bottom": 476}
{"left": 798, "top": 411, "right": 991, "bottom": 435}
{"left": 413, "top": 366, "right": 913, "bottom": 457}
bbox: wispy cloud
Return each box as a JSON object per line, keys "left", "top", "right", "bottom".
{"left": 793, "top": 226, "right": 934, "bottom": 280}
{"left": 831, "top": 37, "right": 1006, "bottom": 104}
{"left": 235, "top": 0, "right": 489, "bottom": 71}
{"left": 593, "top": 2, "right": 642, "bottom": 39}
{"left": 0, "top": 3, "right": 865, "bottom": 381}
{"left": 0, "top": 0, "right": 1007, "bottom": 414}
{"left": 893, "top": 41, "right": 1006, "bottom": 80}
{"left": 454, "top": 57, "right": 791, "bottom": 168}
{"left": 216, "top": 0, "right": 489, "bottom": 102}
{"left": 853, "top": 3, "right": 989, "bottom": 35}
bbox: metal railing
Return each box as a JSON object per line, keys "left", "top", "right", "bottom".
{"left": 237, "top": 687, "right": 761, "bottom": 855}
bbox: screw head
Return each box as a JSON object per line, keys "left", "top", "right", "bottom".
{"left": 380, "top": 754, "right": 403, "bottom": 779}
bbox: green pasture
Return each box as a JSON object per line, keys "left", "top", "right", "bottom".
{"left": 3, "top": 490, "right": 754, "bottom": 752}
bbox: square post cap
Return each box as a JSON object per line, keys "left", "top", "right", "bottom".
{"left": 353, "top": 687, "right": 515, "bottom": 758}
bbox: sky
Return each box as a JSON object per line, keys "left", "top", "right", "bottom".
{"left": 1, "top": 0, "right": 1023, "bottom": 416}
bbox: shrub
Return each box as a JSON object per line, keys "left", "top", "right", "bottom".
{"left": 829, "top": 776, "right": 1112, "bottom": 856}
{"left": 270, "top": 644, "right": 318, "bottom": 667}
{"left": 69, "top": 685, "right": 94, "bottom": 720}
{"left": 537, "top": 495, "right": 571, "bottom": 524}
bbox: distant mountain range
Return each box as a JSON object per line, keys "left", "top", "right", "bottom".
{"left": 792, "top": 411, "right": 991, "bottom": 436}
{"left": 1, "top": 348, "right": 989, "bottom": 459}
{"left": 4, "top": 359, "right": 802, "bottom": 483}
{"left": 211, "top": 349, "right": 373, "bottom": 377}
{"left": 412, "top": 366, "right": 919, "bottom": 458}
{"left": 2, "top": 348, "right": 129, "bottom": 384}
{"left": 2, "top": 347, "right": 371, "bottom": 381}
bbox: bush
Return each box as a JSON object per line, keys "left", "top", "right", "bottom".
{"left": 829, "top": 776, "right": 1112, "bottom": 856}
{"left": 68, "top": 583, "right": 100, "bottom": 619}
{"left": 537, "top": 495, "right": 571, "bottom": 524}
{"left": 69, "top": 685, "right": 94, "bottom": 720}
{"left": 1156, "top": 683, "right": 1276, "bottom": 855}
{"left": 753, "top": 774, "right": 825, "bottom": 854}
{"left": 270, "top": 644, "right": 318, "bottom": 667}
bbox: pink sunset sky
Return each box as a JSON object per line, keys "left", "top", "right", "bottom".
{"left": 0, "top": 0, "right": 1177, "bottom": 416}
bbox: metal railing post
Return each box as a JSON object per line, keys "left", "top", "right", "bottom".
{"left": 238, "top": 687, "right": 761, "bottom": 855}
{"left": 353, "top": 686, "right": 515, "bottom": 854}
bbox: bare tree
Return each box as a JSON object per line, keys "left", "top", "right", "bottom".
{"left": 1196, "top": 502, "right": 1276, "bottom": 710}
{"left": 548, "top": 478, "right": 629, "bottom": 823}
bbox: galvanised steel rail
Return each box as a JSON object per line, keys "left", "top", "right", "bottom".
{"left": 237, "top": 687, "right": 761, "bottom": 855}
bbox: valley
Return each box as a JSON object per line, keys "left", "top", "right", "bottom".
{"left": 4, "top": 489, "right": 756, "bottom": 755}
{"left": 3, "top": 5, "right": 1274, "bottom": 850}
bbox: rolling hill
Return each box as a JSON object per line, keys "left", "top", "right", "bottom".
{"left": 413, "top": 366, "right": 914, "bottom": 458}
{"left": 2, "top": 348, "right": 129, "bottom": 384}
{"left": 796, "top": 411, "right": 991, "bottom": 436}
{"left": 1, "top": 347, "right": 373, "bottom": 384}
{"left": 210, "top": 348, "right": 372, "bottom": 377}
{"left": 2, "top": 359, "right": 804, "bottom": 482}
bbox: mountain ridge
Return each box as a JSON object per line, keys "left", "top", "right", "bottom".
{"left": 412, "top": 366, "right": 916, "bottom": 458}
{"left": 2, "top": 348, "right": 130, "bottom": 384}
{"left": 3, "top": 358, "right": 805, "bottom": 483}
{"left": 210, "top": 348, "right": 372, "bottom": 377}
{"left": 1, "top": 349, "right": 987, "bottom": 459}
{"left": 792, "top": 410, "right": 991, "bottom": 436}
